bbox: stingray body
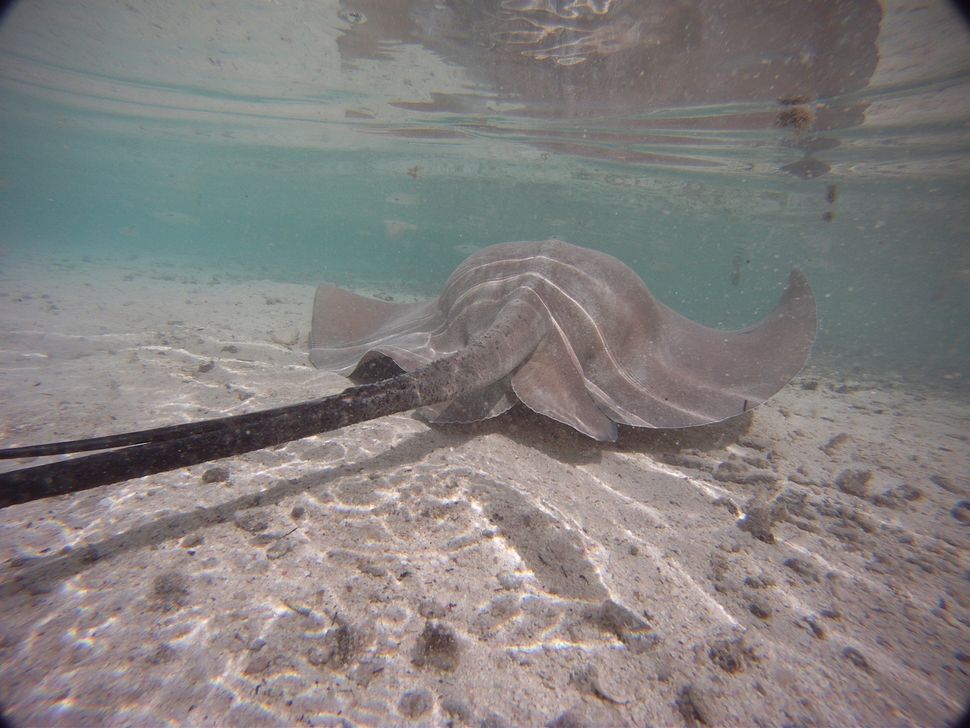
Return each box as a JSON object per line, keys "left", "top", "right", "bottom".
{"left": 310, "top": 239, "right": 816, "bottom": 441}
{"left": 0, "top": 239, "right": 815, "bottom": 507}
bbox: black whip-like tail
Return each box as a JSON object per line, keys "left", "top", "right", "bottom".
{"left": 0, "top": 371, "right": 431, "bottom": 509}
{"left": 0, "top": 299, "right": 547, "bottom": 509}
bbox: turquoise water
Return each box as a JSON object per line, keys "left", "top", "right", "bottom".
{"left": 0, "top": 0, "right": 968, "bottom": 382}
{"left": 1, "top": 6, "right": 970, "bottom": 726}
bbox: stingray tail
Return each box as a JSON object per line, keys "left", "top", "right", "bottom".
{"left": 0, "top": 300, "right": 545, "bottom": 509}
{"left": 0, "top": 374, "right": 429, "bottom": 508}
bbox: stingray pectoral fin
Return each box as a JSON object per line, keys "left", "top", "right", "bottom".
{"left": 600, "top": 267, "right": 817, "bottom": 428}
{"left": 680, "top": 267, "right": 817, "bottom": 407}
{"left": 309, "top": 284, "right": 433, "bottom": 372}
{"left": 512, "top": 329, "right": 618, "bottom": 441}
{"left": 310, "top": 284, "right": 408, "bottom": 346}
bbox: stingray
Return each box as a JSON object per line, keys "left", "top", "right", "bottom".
{"left": 0, "top": 239, "right": 816, "bottom": 508}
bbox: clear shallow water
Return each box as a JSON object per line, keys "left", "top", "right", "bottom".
{"left": 0, "top": 0, "right": 968, "bottom": 381}
{"left": 1, "top": 4, "right": 970, "bottom": 726}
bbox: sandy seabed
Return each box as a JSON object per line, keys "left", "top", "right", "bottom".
{"left": 0, "top": 253, "right": 967, "bottom": 727}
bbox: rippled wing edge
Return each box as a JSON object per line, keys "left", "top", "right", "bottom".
{"left": 587, "top": 268, "right": 817, "bottom": 429}
{"left": 308, "top": 283, "right": 441, "bottom": 374}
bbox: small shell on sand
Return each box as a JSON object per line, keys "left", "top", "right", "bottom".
{"left": 270, "top": 328, "right": 300, "bottom": 347}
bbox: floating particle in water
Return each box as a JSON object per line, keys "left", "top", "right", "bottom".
{"left": 338, "top": 8, "right": 366, "bottom": 24}
{"left": 386, "top": 192, "right": 420, "bottom": 206}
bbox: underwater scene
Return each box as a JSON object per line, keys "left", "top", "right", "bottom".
{"left": 0, "top": 1, "right": 968, "bottom": 725}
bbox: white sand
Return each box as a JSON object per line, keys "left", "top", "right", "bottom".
{"left": 0, "top": 253, "right": 967, "bottom": 727}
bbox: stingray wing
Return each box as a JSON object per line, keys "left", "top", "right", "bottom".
{"left": 459, "top": 240, "right": 817, "bottom": 434}
{"left": 579, "top": 267, "right": 817, "bottom": 429}
{"left": 309, "top": 240, "right": 817, "bottom": 439}
{"left": 308, "top": 284, "right": 443, "bottom": 374}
